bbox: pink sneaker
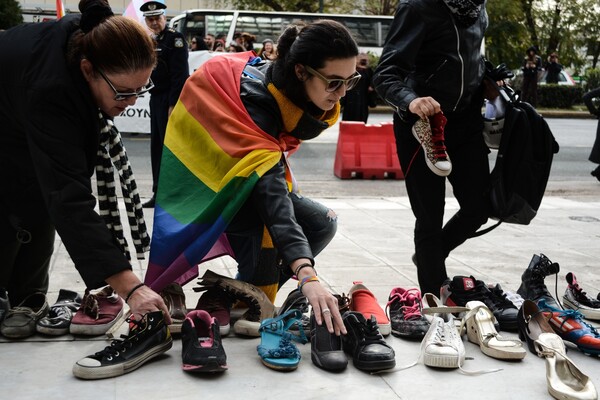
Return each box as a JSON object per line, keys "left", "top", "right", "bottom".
{"left": 70, "top": 286, "right": 124, "bottom": 336}
{"left": 349, "top": 281, "right": 391, "bottom": 336}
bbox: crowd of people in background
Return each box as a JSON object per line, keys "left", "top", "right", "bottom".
{"left": 189, "top": 30, "right": 275, "bottom": 56}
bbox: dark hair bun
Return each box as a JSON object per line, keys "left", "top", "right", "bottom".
{"left": 79, "top": 0, "right": 114, "bottom": 33}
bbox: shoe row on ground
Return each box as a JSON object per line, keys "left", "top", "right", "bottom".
{"left": 0, "top": 287, "right": 125, "bottom": 339}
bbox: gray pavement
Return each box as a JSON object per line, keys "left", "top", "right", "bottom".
{"left": 2, "top": 193, "right": 600, "bottom": 399}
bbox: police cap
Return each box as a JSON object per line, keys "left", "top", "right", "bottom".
{"left": 140, "top": 1, "right": 166, "bottom": 17}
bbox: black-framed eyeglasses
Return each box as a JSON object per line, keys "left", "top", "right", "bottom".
{"left": 304, "top": 65, "right": 361, "bottom": 92}
{"left": 96, "top": 68, "right": 154, "bottom": 101}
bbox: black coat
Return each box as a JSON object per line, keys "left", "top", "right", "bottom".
{"left": 150, "top": 27, "right": 189, "bottom": 107}
{"left": 373, "top": 0, "right": 487, "bottom": 120}
{"left": 0, "top": 15, "right": 131, "bottom": 288}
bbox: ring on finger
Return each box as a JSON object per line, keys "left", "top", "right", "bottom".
{"left": 322, "top": 308, "right": 331, "bottom": 314}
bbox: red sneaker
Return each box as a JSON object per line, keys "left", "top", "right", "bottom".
{"left": 70, "top": 286, "right": 124, "bottom": 336}
{"left": 349, "top": 281, "right": 390, "bottom": 336}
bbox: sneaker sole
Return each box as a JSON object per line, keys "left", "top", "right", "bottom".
{"left": 353, "top": 358, "right": 396, "bottom": 372}
{"left": 391, "top": 328, "right": 427, "bottom": 340}
{"left": 36, "top": 324, "right": 70, "bottom": 336}
{"left": 563, "top": 298, "right": 600, "bottom": 320}
{"left": 72, "top": 337, "right": 173, "bottom": 380}
{"left": 423, "top": 352, "right": 461, "bottom": 369}
{"left": 233, "top": 319, "right": 260, "bottom": 337}
{"left": 182, "top": 361, "right": 228, "bottom": 373}
{"left": 70, "top": 308, "right": 124, "bottom": 336}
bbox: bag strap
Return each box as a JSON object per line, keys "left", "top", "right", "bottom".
{"left": 470, "top": 220, "right": 502, "bottom": 238}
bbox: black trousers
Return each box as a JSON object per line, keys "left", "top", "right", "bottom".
{"left": 393, "top": 107, "right": 491, "bottom": 295}
{"left": 149, "top": 93, "right": 170, "bottom": 194}
{"left": 225, "top": 192, "right": 337, "bottom": 289}
{"left": 0, "top": 205, "right": 54, "bottom": 306}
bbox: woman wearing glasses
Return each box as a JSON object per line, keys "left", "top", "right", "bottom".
{"left": 0, "top": 0, "right": 173, "bottom": 375}
{"left": 150, "top": 20, "right": 361, "bottom": 367}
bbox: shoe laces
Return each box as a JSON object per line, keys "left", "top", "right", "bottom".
{"left": 530, "top": 254, "right": 561, "bottom": 305}
{"left": 94, "top": 314, "right": 153, "bottom": 361}
{"left": 81, "top": 293, "right": 100, "bottom": 320}
{"left": 554, "top": 308, "right": 600, "bottom": 337}
{"left": 387, "top": 289, "right": 423, "bottom": 321}
{"left": 429, "top": 115, "right": 449, "bottom": 161}
{"left": 487, "top": 285, "right": 516, "bottom": 311}
{"left": 360, "top": 315, "right": 385, "bottom": 345}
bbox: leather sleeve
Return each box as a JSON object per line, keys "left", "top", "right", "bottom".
{"left": 372, "top": 1, "right": 424, "bottom": 119}
{"left": 250, "top": 159, "right": 314, "bottom": 266}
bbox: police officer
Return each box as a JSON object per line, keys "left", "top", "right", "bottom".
{"left": 140, "top": 1, "right": 189, "bottom": 207}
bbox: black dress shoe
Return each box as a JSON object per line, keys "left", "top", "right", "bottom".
{"left": 517, "top": 299, "right": 555, "bottom": 354}
{"left": 142, "top": 195, "right": 155, "bottom": 208}
{"left": 310, "top": 311, "right": 347, "bottom": 371}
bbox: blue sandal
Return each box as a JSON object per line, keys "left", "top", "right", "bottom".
{"left": 257, "top": 309, "right": 308, "bottom": 371}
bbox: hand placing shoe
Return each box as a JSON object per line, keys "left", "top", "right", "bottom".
{"left": 292, "top": 259, "right": 346, "bottom": 336}
{"left": 105, "top": 270, "right": 172, "bottom": 325}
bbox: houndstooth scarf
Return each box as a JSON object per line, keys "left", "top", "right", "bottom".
{"left": 96, "top": 112, "right": 150, "bottom": 260}
{"left": 442, "top": 0, "right": 485, "bottom": 27}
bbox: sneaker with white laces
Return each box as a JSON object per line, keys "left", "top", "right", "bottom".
{"left": 562, "top": 272, "right": 600, "bottom": 321}
{"left": 72, "top": 311, "right": 173, "bottom": 380}
{"left": 411, "top": 112, "right": 452, "bottom": 177}
{"left": 421, "top": 295, "right": 468, "bottom": 369}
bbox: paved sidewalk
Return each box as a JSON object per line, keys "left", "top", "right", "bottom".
{"left": 1, "top": 195, "right": 600, "bottom": 400}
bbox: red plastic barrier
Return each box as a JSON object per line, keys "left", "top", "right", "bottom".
{"left": 334, "top": 121, "right": 404, "bottom": 180}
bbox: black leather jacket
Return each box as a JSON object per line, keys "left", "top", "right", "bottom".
{"left": 373, "top": 0, "right": 488, "bottom": 120}
{"left": 235, "top": 61, "right": 332, "bottom": 266}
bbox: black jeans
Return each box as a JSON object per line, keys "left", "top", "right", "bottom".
{"left": 394, "top": 108, "right": 491, "bottom": 295}
{"left": 225, "top": 192, "right": 337, "bottom": 289}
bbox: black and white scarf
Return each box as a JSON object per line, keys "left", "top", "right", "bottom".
{"left": 96, "top": 113, "right": 150, "bottom": 260}
{"left": 442, "top": 0, "right": 485, "bottom": 27}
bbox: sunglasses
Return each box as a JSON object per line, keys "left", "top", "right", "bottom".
{"left": 304, "top": 65, "right": 361, "bottom": 92}
{"left": 97, "top": 68, "right": 154, "bottom": 101}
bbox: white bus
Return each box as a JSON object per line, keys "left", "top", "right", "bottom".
{"left": 169, "top": 9, "right": 393, "bottom": 55}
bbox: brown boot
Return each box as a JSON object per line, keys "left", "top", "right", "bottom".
{"left": 195, "top": 270, "right": 275, "bottom": 337}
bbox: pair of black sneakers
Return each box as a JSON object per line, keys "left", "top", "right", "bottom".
{"left": 311, "top": 310, "right": 396, "bottom": 372}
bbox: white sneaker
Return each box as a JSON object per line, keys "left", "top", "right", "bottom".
{"left": 421, "top": 293, "right": 468, "bottom": 369}
{"left": 412, "top": 113, "right": 452, "bottom": 177}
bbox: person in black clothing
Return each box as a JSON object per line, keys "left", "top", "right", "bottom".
{"left": 545, "top": 52, "right": 563, "bottom": 84}
{"left": 341, "top": 53, "right": 375, "bottom": 122}
{"left": 583, "top": 87, "right": 600, "bottom": 180}
{"left": 522, "top": 46, "right": 542, "bottom": 106}
{"left": 373, "top": 0, "right": 492, "bottom": 295}
{"left": 190, "top": 35, "right": 208, "bottom": 51}
{"left": 140, "top": 1, "right": 189, "bottom": 207}
{"left": 0, "top": 0, "right": 170, "bottom": 335}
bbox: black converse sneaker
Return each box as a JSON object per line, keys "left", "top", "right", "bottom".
{"left": 342, "top": 311, "right": 395, "bottom": 372}
{"left": 73, "top": 311, "right": 173, "bottom": 380}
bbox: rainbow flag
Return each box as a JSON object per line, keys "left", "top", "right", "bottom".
{"left": 144, "top": 52, "right": 295, "bottom": 292}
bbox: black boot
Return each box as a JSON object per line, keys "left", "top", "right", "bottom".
{"left": 517, "top": 254, "right": 560, "bottom": 309}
